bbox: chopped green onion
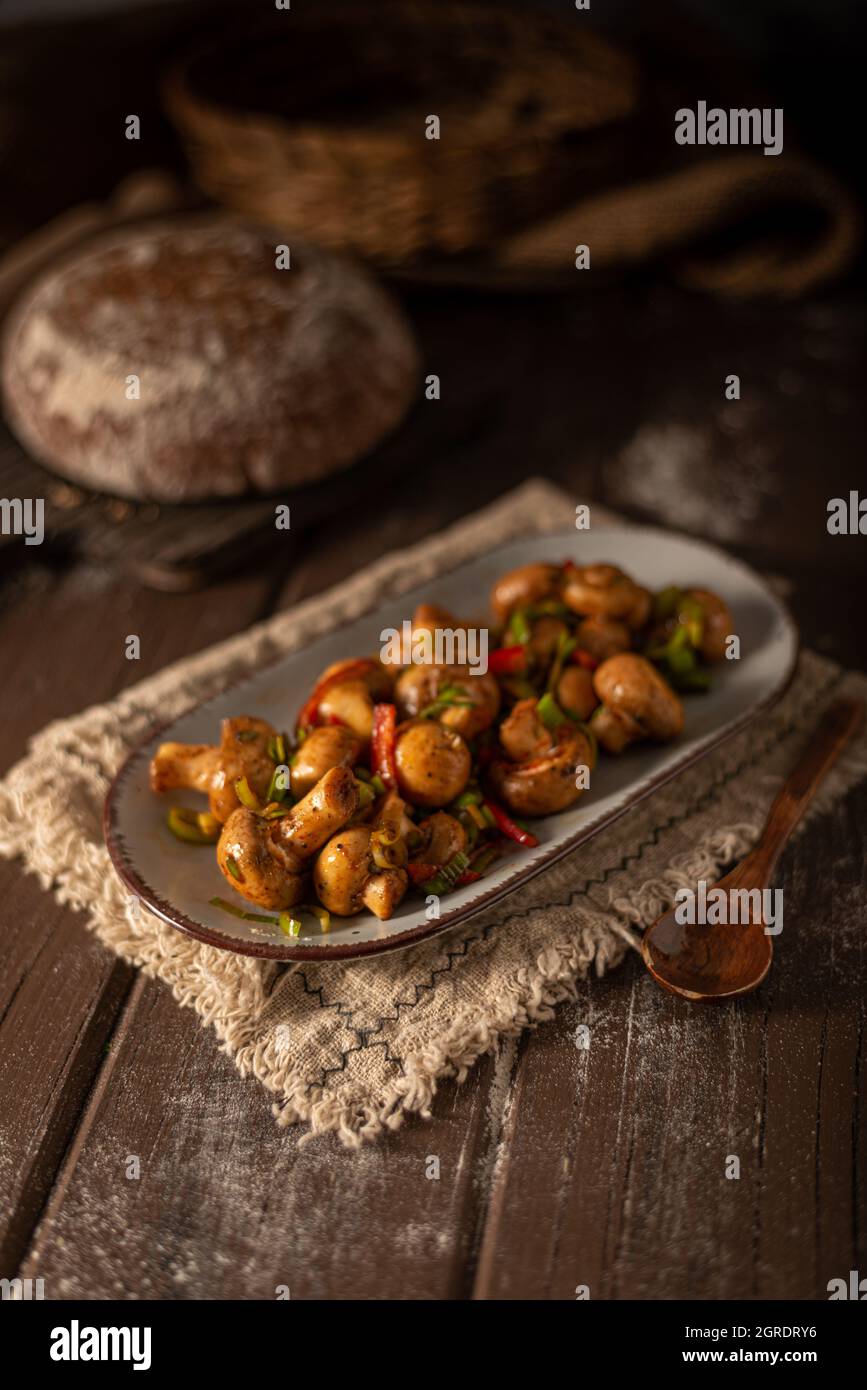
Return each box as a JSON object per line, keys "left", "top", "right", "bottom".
{"left": 526, "top": 600, "right": 569, "bottom": 619}
{"left": 420, "top": 690, "right": 475, "bottom": 718}
{"left": 507, "top": 608, "right": 532, "bottom": 646}
{"left": 263, "top": 802, "right": 291, "bottom": 819}
{"left": 422, "top": 849, "right": 471, "bottom": 896}
{"left": 266, "top": 764, "right": 291, "bottom": 804}
{"left": 547, "top": 630, "right": 577, "bottom": 694}
{"left": 369, "top": 774, "right": 386, "bottom": 796}
{"left": 453, "top": 788, "right": 483, "bottom": 809}
{"left": 279, "top": 913, "right": 302, "bottom": 938}
{"left": 671, "top": 668, "right": 712, "bottom": 692}
{"left": 356, "top": 778, "right": 376, "bottom": 810}
{"left": 209, "top": 896, "right": 278, "bottom": 925}
{"left": 224, "top": 855, "right": 242, "bottom": 881}
{"left": 536, "top": 691, "right": 567, "bottom": 730}
{"left": 666, "top": 642, "right": 697, "bottom": 677}
{"left": 354, "top": 765, "right": 372, "bottom": 782}
{"left": 299, "top": 904, "right": 331, "bottom": 933}
{"left": 234, "top": 775, "right": 264, "bottom": 812}
{"left": 267, "top": 733, "right": 287, "bottom": 765}
{"left": 167, "top": 806, "right": 221, "bottom": 845}
{"left": 480, "top": 804, "right": 496, "bottom": 828}
{"left": 653, "top": 585, "right": 683, "bottom": 621}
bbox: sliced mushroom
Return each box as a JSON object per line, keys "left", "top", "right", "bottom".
{"left": 216, "top": 764, "right": 359, "bottom": 909}
{"left": 591, "top": 654, "right": 684, "bottom": 754}
{"left": 150, "top": 714, "right": 277, "bottom": 823}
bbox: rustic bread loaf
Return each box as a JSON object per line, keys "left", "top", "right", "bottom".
{"left": 0, "top": 215, "right": 420, "bottom": 501}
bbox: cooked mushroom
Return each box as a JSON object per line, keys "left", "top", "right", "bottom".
{"left": 313, "top": 790, "right": 410, "bottom": 919}
{"left": 556, "top": 665, "right": 597, "bottom": 722}
{"left": 314, "top": 656, "right": 393, "bottom": 702}
{"left": 526, "top": 615, "right": 570, "bottom": 662}
{"left": 316, "top": 679, "right": 377, "bottom": 744}
{"left": 488, "top": 697, "right": 595, "bottom": 816}
{"left": 562, "top": 563, "right": 651, "bottom": 631}
{"left": 150, "top": 715, "right": 277, "bottom": 823}
{"left": 289, "top": 725, "right": 361, "bottom": 799}
{"left": 298, "top": 657, "right": 392, "bottom": 742}
{"left": 410, "top": 811, "right": 467, "bottom": 871}
{"left": 684, "top": 588, "right": 733, "bottom": 664}
{"left": 216, "top": 764, "right": 359, "bottom": 908}
{"left": 574, "top": 614, "right": 632, "bottom": 661}
{"left": 394, "top": 719, "right": 471, "bottom": 808}
{"left": 591, "top": 654, "right": 684, "bottom": 754}
{"left": 394, "top": 663, "right": 500, "bottom": 740}
{"left": 491, "top": 562, "right": 561, "bottom": 621}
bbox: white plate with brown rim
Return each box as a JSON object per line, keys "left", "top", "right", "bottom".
{"left": 104, "top": 527, "right": 798, "bottom": 961}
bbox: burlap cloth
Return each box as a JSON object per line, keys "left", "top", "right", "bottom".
{"left": 1, "top": 480, "right": 865, "bottom": 1147}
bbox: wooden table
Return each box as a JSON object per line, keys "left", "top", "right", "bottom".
{"left": 0, "top": 3, "right": 865, "bottom": 1304}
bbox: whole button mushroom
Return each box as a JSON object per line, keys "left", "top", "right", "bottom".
{"left": 394, "top": 720, "right": 471, "bottom": 808}
{"left": 591, "top": 654, "right": 684, "bottom": 754}
{"left": 490, "top": 562, "right": 561, "bottom": 621}
{"left": 562, "top": 563, "right": 651, "bottom": 631}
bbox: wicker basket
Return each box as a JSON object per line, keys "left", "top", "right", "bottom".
{"left": 163, "top": 0, "right": 637, "bottom": 262}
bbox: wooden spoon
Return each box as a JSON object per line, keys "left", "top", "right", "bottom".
{"left": 641, "top": 697, "right": 864, "bottom": 1001}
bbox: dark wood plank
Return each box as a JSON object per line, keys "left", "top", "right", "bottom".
{"left": 0, "top": 560, "right": 273, "bottom": 1275}
{"left": 472, "top": 779, "right": 867, "bottom": 1299}
{"left": 20, "top": 974, "right": 508, "bottom": 1300}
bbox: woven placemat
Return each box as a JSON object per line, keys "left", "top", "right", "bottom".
{"left": 1, "top": 479, "right": 865, "bottom": 1146}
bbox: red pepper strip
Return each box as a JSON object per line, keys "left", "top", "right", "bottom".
{"left": 325, "top": 713, "right": 346, "bottom": 727}
{"left": 572, "top": 647, "right": 599, "bottom": 671}
{"left": 561, "top": 559, "right": 580, "bottom": 576}
{"left": 407, "top": 861, "right": 440, "bottom": 886}
{"left": 297, "top": 657, "right": 379, "bottom": 731}
{"left": 482, "top": 797, "right": 540, "bottom": 847}
{"left": 488, "top": 645, "right": 527, "bottom": 676}
{"left": 456, "top": 869, "right": 483, "bottom": 886}
{"left": 371, "top": 702, "right": 398, "bottom": 789}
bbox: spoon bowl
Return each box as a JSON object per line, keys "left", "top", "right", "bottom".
{"left": 641, "top": 698, "right": 863, "bottom": 1002}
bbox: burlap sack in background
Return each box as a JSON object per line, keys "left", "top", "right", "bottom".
{"left": 0, "top": 481, "right": 865, "bottom": 1146}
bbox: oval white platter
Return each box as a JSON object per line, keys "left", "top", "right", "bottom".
{"left": 105, "top": 526, "right": 798, "bottom": 960}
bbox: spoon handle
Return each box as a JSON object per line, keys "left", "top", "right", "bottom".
{"left": 752, "top": 697, "right": 864, "bottom": 881}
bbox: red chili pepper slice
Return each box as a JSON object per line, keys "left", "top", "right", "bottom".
{"left": 456, "top": 869, "right": 483, "bottom": 886}
{"left": 371, "top": 702, "right": 398, "bottom": 789}
{"left": 297, "top": 657, "right": 379, "bottom": 731}
{"left": 482, "top": 797, "right": 540, "bottom": 847}
{"left": 571, "top": 647, "right": 599, "bottom": 671}
{"left": 488, "top": 645, "right": 527, "bottom": 676}
{"left": 406, "top": 861, "right": 440, "bottom": 886}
